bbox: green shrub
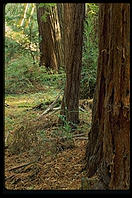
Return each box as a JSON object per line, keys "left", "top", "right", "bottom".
{"left": 5, "top": 56, "right": 33, "bottom": 94}
{"left": 5, "top": 55, "right": 66, "bottom": 94}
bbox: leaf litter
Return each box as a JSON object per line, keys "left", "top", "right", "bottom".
{"left": 5, "top": 99, "right": 92, "bottom": 190}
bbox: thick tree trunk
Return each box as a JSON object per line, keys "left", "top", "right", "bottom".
{"left": 36, "top": 4, "right": 62, "bottom": 71}
{"left": 59, "top": 3, "right": 85, "bottom": 127}
{"left": 85, "top": 3, "right": 130, "bottom": 190}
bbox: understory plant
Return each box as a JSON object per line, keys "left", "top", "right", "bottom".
{"left": 80, "top": 3, "right": 99, "bottom": 99}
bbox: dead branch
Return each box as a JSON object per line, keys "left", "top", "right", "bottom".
{"left": 7, "top": 158, "right": 39, "bottom": 172}
{"left": 39, "top": 134, "right": 88, "bottom": 142}
{"left": 79, "top": 107, "right": 86, "bottom": 112}
{"left": 72, "top": 133, "right": 87, "bottom": 137}
{"left": 74, "top": 137, "right": 88, "bottom": 140}
{"left": 5, "top": 103, "right": 10, "bottom": 107}
{"left": 49, "top": 106, "right": 61, "bottom": 115}
{"left": 38, "top": 105, "right": 87, "bottom": 118}
{"left": 36, "top": 92, "right": 62, "bottom": 119}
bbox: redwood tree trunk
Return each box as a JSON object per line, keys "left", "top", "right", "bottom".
{"left": 36, "top": 4, "right": 62, "bottom": 71}
{"left": 85, "top": 3, "right": 130, "bottom": 190}
{"left": 59, "top": 3, "right": 85, "bottom": 127}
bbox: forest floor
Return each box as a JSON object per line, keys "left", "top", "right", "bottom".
{"left": 4, "top": 89, "right": 93, "bottom": 190}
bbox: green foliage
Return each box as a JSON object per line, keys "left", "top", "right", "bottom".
{"left": 39, "top": 72, "right": 65, "bottom": 89}
{"left": 56, "top": 114, "right": 78, "bottom": 138}
{"left": 5, "top": 4, "right": 23, "bottom": 30}
{"left": 5, "top": 3, "right": 99, "bottom": 99}
{"left": 5, "top": 3, "right": 66, "bottom": 95}
{"left": 81, "top": 3, "right": 99, "bottom": 99}
{"left": 5, "top": 56, "right": 34, "bottom": 94}
{"left": 39, "top": 129, "right": 48, "bottom": 142}
{"left": 5, "top": 37, "right": 20, "bottom": 64}
{"left": 5, "top": 3, "right": 39, "bottom": 64}
{"left": 5, "top": 55, "right": 66, "bottom": 94}
{"left": 53, "top": 115, "right": 73, "bottom": 140}
{"left": 38, "top": 3, "right": 56, "bottom": 8}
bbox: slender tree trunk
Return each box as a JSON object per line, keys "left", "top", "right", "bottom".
{"left": 57, "top": 3, "right": 64, "bottom": 67}
{"left": 59, "top": 3, "right": 85, "bottom": 127}
{"left": 36, "top": 4, "right": 62, "bottom": 71}
{"left": 20, "top": 3, "right": 29, "bottom": 26}
{"left": 85, "top": 3, "right": 130, "bottom": 190}
{"left": 26, "top": 4, "right": 35, "bottom": 27}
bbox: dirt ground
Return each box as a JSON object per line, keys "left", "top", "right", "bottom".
{"left": 5, "top": 137, "right": 88, "bottom": 190}
{"left": 4, "top": 102, "right": 92, "bottom": 190}
{"left": 3, "top": 92, "right": 103, "bottom": 191}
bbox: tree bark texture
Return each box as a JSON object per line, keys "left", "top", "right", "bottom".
{"left": 36, "top": 4, "right": 63, "bottom": 71}
{"left": 57, "top": 3, "right": 64, "bottom": 67}
{"left": 85, "top": 3, "right": 130, "bottom": 190}
{"left": 59, "top": 3, "right": 85, "bottom": 127}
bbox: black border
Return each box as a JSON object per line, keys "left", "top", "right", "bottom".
{"left": 1, "top": 0, "right": 131, "bottom": 196}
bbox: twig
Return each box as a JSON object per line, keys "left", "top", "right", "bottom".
{"left": 5, "top": 174, "right": 15, "bottom": 181}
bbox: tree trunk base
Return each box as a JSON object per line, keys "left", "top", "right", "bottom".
{"left": 81, "top": 175, "right": 106, "bottom": 190}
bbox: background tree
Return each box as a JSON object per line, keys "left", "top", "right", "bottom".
{"left": 36, "top": 3, "right": 63, "bottom": 71}
{"left": 85, "top": 3, "right": 130, "bottom": 189}
{"left": 59, "top": 3, "right": 85, "bottom": 127}
{"left": 5, "top": 3, "right": 39, "bottom": 65}
{"left": 57, "top": 3, "right": 64, "bottom": 66}
{"left": 5, "top": 3, "right": 66, "bottom": 94}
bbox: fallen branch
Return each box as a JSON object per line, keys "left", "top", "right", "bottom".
{"left": 39, "top": 134, "right": 88, "bottom": 142}
{"left": 7, "top": 158, "right": 39, "bottom": 172}
{"left": 79, "top": 107, "right": 86, "bottom": 112}
{"left": 74, "top": 137, "right": 88, "bottom": 140}
{"left": 38, "top": 105, "right": 87, "bottom": 118}
{"left": 36, "top": 92, "right": 62, "bottom": 119}
{"left": 59, "top": 135, "right": 88, "bottom": 140}
{"left": 49, "top": 106, "right": 61, "bottom": 115}
{"left": 5, "top": 103, "right": 10, "bottom": 107}
{"left": 72, "top": 133, "right": 87, "bottom": 137}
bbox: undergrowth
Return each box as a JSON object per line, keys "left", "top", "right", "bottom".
{"left": 5, "top": 55, "right": 66, "bottom": 94}
{"left": 5, "top": 91, "right": 92, "bottom": 156}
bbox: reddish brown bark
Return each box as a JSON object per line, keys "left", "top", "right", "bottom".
{"left": 36, "top": 4, "right": 62, "bottom": 71}
{"left": 59, "top": 3, "right": 85, "bottom": 127}
{"left": 85, "top": 3, "right": 130, "bottom": 189}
